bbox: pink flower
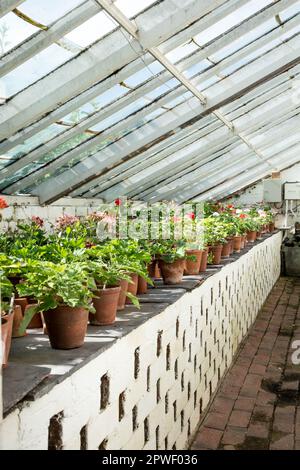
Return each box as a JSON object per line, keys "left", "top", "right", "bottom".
{"left": 55, "top": 214, "right": 80, "bottom": 229}
{"left": 88, "top": 211, "right": 107, "bottom": 222}
{"left": 31, "top": 216, "right": 44, "bottom": 227}
{"left": 186, "top": 212, "right": 195, "bottom": 220}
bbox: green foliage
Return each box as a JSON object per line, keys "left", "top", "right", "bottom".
{"left": 18, "top": 262, "right": 97, "bottom": 333}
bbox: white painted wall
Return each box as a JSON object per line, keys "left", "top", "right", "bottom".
{"left": 0, "top": 195, "right": 103, "bottom": 232}
{"left": 0, "top": 233, "right": 282, "bottom": 450}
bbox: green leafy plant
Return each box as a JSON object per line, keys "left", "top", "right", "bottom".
{"left": 17, "top": 262, "right": 97, "bottom": 333}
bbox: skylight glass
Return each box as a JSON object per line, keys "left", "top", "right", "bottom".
{"left": 19, "top": 0, "right": 84, "bottom": 25}
{"left": 1, "top": 43, "right": 73, "bottom": 97}
{"left": 65, "top": 10, "right": 116, "bottom": 47}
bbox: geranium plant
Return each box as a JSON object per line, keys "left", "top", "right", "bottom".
{"left": 18, "top": 261, "right": 97, "bottom": 333}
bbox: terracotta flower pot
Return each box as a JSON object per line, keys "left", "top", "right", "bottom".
{"left": 210, "top": 244, "right": 223, "bottom": 265}
{"left": 44, "top": 305, "right": 89, "bottom": 350}
{"left": 269, "top": 222, "right": 275, "bottom": 232}
{"left": 24, "top": 304, "right": 43, "bottom": 329}
{"left": 158, "top": 259, "right": 185, "bottom": 285}
{"left": 246, "top": 231, "right": 257, "bottom": 243}
{"left": 126, "top": 273, "right": 139, "bottom": 304}
{"left": 199, "top": 249, "right": 208, "bottom": 272}
{"left": 117, "top": 279, "right": 129, "bottom": 311}
{"left": 91, "top": 286, "right": 121, "bottom": 325}
{"left": 148, "top": 260, "right": 157, "bottom": 278}
{"left": 185, "top": 249, "right": 203, "bottom": 275}
{"left": 137, "top": 276, "right": 148, "bottom": 295}
{"left": 1, "top": 311, "right": 14, "bottom": 367}
{"left": 226, "top": 237, "right": 234, "bottom": 255}
{"left": 155, "top": 263, "right": 161, "bottom": 278}
{"left": 256, "top": 230, "right": 262, "bottom": 239}
{"left": 221, "top": 241, "right": 231, "bottom": 258}
{"left": 14, "top": 297, "right": 28, "bottom": 315}
{"left": 240, "top": 236, "right": 245, "bottom": 250}
{"left": 12, "top": 305, "right": 26, "bottom": 338}
{"left": 233, "top": 236, "right": 242, "bottom": 253}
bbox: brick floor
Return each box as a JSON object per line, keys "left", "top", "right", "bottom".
{"left": 191, "top": 277, "right": 300, "bottom": 450}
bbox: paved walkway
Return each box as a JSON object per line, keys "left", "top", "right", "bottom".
{"left": 191, "top": 277, "right": 300, "bottom": 450}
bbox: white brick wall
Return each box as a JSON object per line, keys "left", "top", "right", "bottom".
{"left": 0, "top": 233, "right": 282, "bottom": 450}
{"left": 0, "top": 196, "right": 103, "bottom": 232}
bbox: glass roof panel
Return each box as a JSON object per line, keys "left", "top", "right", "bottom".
{"left": 65, "top": 10, "right": 116, "bottom": 47}
{"left": 0, "top": 12, "right": 38, "bottom": 55}
{"left": 115, "top": 0, "right": 158, "bottom": 18}
{"left": 1, "top": 43, "right": 74, "bottom": 97}
{"left": 18, "top": 0, "right": 84, "bottom": 25}
{"left": 193, "top": 0, "right": 273, "bottom": 46}
{"left": 2, "top": 124, "right": 68, "bottom": 164}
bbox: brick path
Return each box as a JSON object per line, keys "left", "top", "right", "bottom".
{"left": 191, "top": 277, "right": 300, "bottom": 450}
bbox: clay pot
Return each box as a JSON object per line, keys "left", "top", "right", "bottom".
{"left": 158, "top": 259, "right": 185, "bottom": 285}
{"left": 155, "top": 263, "right": 161, "bottom": 278}
{"left": 233, "top": 236, "right": 242, "bottom": 253}
{"left": 43, "top": 306, "right": 88, "bottom": 349}
{"left": 221, "top": 241, "right": 231, "bottom": 258}
{"left": 14, "top": 297, "right": 28, "bottom": 315}
{"left": 185, "top": 249, "right": 203, "bottom": 275}
{"left": 1, "top": 311, "right": 15, "bottom": 367}
{"left": 90, "top": 286, "right": 121, "bottom": 326}
{"left": 269, "top": 222, "right": 275, "bottom": 232}
{"left": 137, "top": 276, "right": 148, "bottom": 295}
{"left": 246, "top": 231, "right": 256, "bottom": 243}
{"left": 199, "top": 249, "right": 208, "bottom": 273}
{"left": 210, "top": 244, "right": 223, "bottom": 265}
{"left": 126, "top": 273, "right": 139, "bottom": 304}
{"left": 148, "top": 260, "right": 157, "bottom": 278}
{"left": 117, "top": 279, "right": 129, "bottom": 311}
{"left": 12, "top": 305, "right": 26, "bottom": 338}
{"left": 256, "top": 230, "right": 262, "bottom": 239}
{"left": 240, "top": 236, "right": 245, "bottom": 250}
{"left": 24, "top": 304, "right": 43, "bottom": 329}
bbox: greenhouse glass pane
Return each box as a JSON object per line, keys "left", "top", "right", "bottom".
{"left": 1, "top": 43, "right": 73, "bottom": 97}
{"left": 209, "top": 18, "right": 277, "bottom": 62}
{"left": 165, "top": 41, "right": 199, "bottom": 63}
{"left": 115, "top": 0, "right": 157, "bottom": 18}
{"left": 65, "top": 10, "right": 116, "bottom": 47}
{"left": 125, "top": 62, "right": 165, "bottom": 88}
{"left": 0, "top": 12, "right": 38, "bottom": 55}
{"left": 62, "top": 85, "right": 128, "bottom": 125}
{"left": 4, "top": 124, "right": 67, "bottom": 162}
{"left": 193, "top": 0, "right": 273, "bottom": 46}
{"left": 19, "top": 0, "right": 84, "bottom": 24}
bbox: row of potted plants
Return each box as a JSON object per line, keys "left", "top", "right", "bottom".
{"left": 0, "top": 197, "right": 276, "bottom": 359}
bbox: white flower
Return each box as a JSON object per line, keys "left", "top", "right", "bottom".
{"left": 236, "top": 209, "right": 242, "bottom": 214}
{"left": 244, "top": 208, "right": 250, "bottom": 213}
{"left": 212, "top": 212, "right": 220, "bottom": 217}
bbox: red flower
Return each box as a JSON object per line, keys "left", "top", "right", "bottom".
{"left": 0, "top": 196, "right": 8, "bottom": 209}
{"left": 114, "top": 198, "right": 121, "bottom": 206}
{"left": 239, "top": 214, "right": 247, "bottom": 219}
{"left": 227, "top": 204, "right": 234, "bottom": 209}
{"left": 186, "top": 212, "right": 195, "bottom": 220}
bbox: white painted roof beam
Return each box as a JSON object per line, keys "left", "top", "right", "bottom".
{"left": 0, "top": 1, "right": 24, "bottom": 18}
{"left": 0, "top": 0, "right": 293, "bottom": 151}
{"left": 32, "top": 35, "right": 300, "bottom": 204}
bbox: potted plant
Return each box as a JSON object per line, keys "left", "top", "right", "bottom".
{"left": 203, "top": 216, "right": 226, "bottom": 265}
{"left": 1, "top": 273, "right": 15, "bottom": 367}
{"left": 18, "top": 262, "right": 96, "bottom": 350}
{"left": 156, "top": 240, "right": 187, "bottom": 284}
